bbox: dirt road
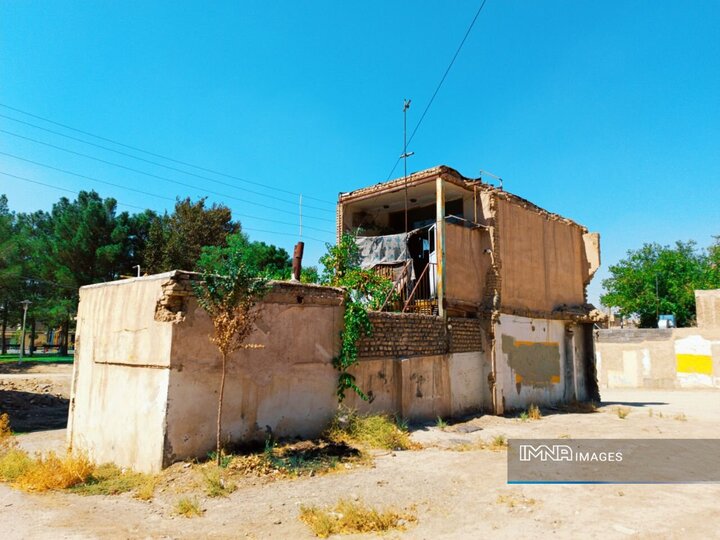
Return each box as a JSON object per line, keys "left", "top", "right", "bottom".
{"left": 2, "top": 364, "right": 719, "bottom": 539}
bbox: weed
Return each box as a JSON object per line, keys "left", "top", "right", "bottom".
{"left": 657, "top": 411, "right": 663, "bottom": 418}
{"left": 207, "top": 451, "right": 232, "bottom": 469}
{"left": 560, "top": 400, "right": 598, "bottom": 414}
{"left": 496, "top": 493, "right": 537, "bottom": 508}
{"left": 491, "top": 435, "right": 508, "bottom": 450}
{"left": 325, "top": 409, "right": 416, "bottom": 451}
{"left": 518, "top": 411, "right": 529, "bottom": 422}
{"left": 13, "top": 451, "right": 94, "bottom": 492}
{"left": 0, "top": 449, "right": 32, "bottom": 482}
{"left": 528, "top": 404, "right": 542, "bottom": 420}
{"left": 0, "top": 413, "right": 16, "bottom": 453}
{"left": 202, "top": 466, "right": 236, "bottom": 497}
{"left": 299, "top": 499, "right": 415, "bottom": 538}
{"left": 674, "top": 412, "right": 687, "bottom": 422}
{"left": 176, "top": 496, "right": 203, "bottom": 518}
{"left": 71, "top": 464, "right": 157, "bottom": 499}
{"left": 616, "top": 407, "right": 631, "bottom": 419}
{"left": 436, "top": 417, "right": 448, "bottom": 431}
{"left": 648, "top": 408, "right": 654, "bottom": 417}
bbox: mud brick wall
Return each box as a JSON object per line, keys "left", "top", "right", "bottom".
{"left": 448, "top": 318, "right": 484, "bottom": 353}
{"left": 357, "top": 312, "right": 484, "bottom": 358}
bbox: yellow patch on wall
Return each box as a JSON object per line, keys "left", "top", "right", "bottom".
{"left": 550, "top": 375, "right": 561, "bottom": 384}
{"left": 676, "top": 354, "right": 713, "bottom": 375}
{"left": 514, "top": 341, "right": 559, "bottom": 348}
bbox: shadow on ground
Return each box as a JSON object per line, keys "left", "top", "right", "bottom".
{"left": 0, "top": 389, "right": 69, "bottom": 432}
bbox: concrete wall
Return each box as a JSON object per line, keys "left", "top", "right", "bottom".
{"left": 68, "top": 275, "right": 174, "bottom": 473}
{"left": 163, "top": 284, "right": 344, "bottom": 465}
{"left": 494, "top": 314, "right": 591, "bottom": 412}
{"left": 695, "top": 289, "right": 720, "bottom": 329}
{"left": 596, "top": 328, "right": 720, "bottom": 389}
{"left": 496, "top": 198, "right": 588, "bottom": 313}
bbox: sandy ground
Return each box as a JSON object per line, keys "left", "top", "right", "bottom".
{"left": 2, "top": 363, "right": 720, "bottom": 539}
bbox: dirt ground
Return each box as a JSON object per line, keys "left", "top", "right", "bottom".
{"left": 2, "top": 363, "right": 720, "bottom": 539}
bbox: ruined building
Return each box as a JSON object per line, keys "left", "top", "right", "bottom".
{"left": 339, "top": 165, "right": 601, "bottom": 416}
{"left": 68, "top": 165, "right": 602, "bottom": 472}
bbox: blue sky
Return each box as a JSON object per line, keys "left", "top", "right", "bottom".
{"left": 1, "top": 1, "right": 718, "bottom": 305}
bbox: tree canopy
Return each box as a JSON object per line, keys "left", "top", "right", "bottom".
{"left": 601, "top": 239, "right": 720, "bottom": 327}
{"left": 0, "top": 191, "right": 307, "bottom": 355}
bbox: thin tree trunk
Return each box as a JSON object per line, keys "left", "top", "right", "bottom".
{"left": 216, "top": 352, "right": 227, "bottom": 466}
{"left": 1, "top": 302, "right": 6, "bottom": 355}
{"left": 60, "top": 318, "right": 69, "bottom": 356}
{"left": 29, "top": 319, "right": 36, "bottom": 356}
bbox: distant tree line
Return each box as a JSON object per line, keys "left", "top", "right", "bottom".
{"left": 0, "top": 191, "right": 316, "bottom": 356}
{"left": 602, "top": 239, "right": 720, "bottom": 327}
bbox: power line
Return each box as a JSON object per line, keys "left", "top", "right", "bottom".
{"left": 0, "top": 102, "right": 335, "bottom": 205}
{"left": 0, "top": 117, "right": 334, "bottom": 214}
{"left": 0, "top": 150, "right": 334, "bottom": 224}
{"left": 0, "top": 169, "right": 335, "bottom": 236}
{"left": 0, "top": 171, "right": 147, "bottom": 210}
{"left": 0, "top": 130, "right": 334, "bottom": 223}
{"left": 385, "top": 0, "right": 489, "bottom": 180}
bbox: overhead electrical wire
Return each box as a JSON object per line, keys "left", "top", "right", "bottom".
{"left": 0, "top": 169, "right": 334, "bottom": 238}
{"left": 0, "top": 130, "right": 334, "bottom": 222}
{"left": 0, "top": 117, "right": 334, "bottom": 214}
{"left": 0, "top": 150, "right": 335, "bottom": 226}
{"left": 0, "top": 102, "right": 334, "bottom": 205}
{"left": 385, "top": 0, "right": 489, "bottom": 180}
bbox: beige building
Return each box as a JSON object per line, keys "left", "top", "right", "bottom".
{"left": 68, "top": 165, "right": 603, "bottom": 472}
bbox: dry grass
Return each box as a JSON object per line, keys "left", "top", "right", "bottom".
{"left": 71, "top": 464, "right": 157, "bottom": 500}
{"left": 560, "top": 400, "right": 599, "bottom": 414}
{"left": 228, "top": 438, "right": 366, "bottom": 479}
{"left": 451, "top": 434, "right": 508, "bottom": 452}
{"left": 201, "top": 465, "right": 236, "bottom": 497}
{"left": 0, "top": 449, "right": 33, "bottom": 482}
{"left": 496, "top": 493, "right": 537, "bottom": 508}
{"left": 674, "top": 412, "right": 688, "bottom": 421}
{"left": 325, "top": 409, "right": 417, "bottom": 451}
{"left": 616, "top": 406, "right": 631, "bottom": 419}
{"left": 299, "top": 499, "right": 415, "bottom": 538}
{"left": 176, "top": 496, "right": 203, "bottom": 518}
{"left": 528, "top": 404, "right": 542, "bottom": 420}
{"left": 12, "top": 451, "right": 94, "bottom": 492}
{"left": 0, "top": 414, "right": 16, "bottom": 453}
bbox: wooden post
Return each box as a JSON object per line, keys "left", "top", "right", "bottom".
{"left": 436, "top": 176, "right": 446, "bottom": 319}
{"left": 292, "top": 241, "right": 304, "bottom": 281}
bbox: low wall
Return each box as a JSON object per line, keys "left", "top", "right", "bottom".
{"left": 596, "top": 328, "right": 720, "bottom": 389}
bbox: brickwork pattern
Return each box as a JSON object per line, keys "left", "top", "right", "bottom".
{"left": 357, "top": 312, "right": 484, "bottom": 358}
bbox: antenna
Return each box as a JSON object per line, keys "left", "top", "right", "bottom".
{"left": 478, "top": 169, "right": 503, "bottom": 191}
{"left": 401, "top": 99, "right": 414, "bottom": 232}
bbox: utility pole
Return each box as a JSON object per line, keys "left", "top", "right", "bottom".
{"left": 400, "top": 99, "right": 414, "bottom": 233}
{"left": 18, "top": 300, "right": 31, "bottom": 364}
{"left": 655, "top": 274, "right": 660, "bottom": 323}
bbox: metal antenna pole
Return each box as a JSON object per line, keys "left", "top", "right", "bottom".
{"left": 401, "top": 99, "right": 414, "bottom": 233}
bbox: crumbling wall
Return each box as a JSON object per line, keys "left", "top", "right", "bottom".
{"left": 494, "top": 314, "right": 590, "bottom": 412}
{"left": 695, "top": 289, "right": 720, "bottom": 329}
{"left": 496, "top": 198, "right": 587, "bottom": 313}
{"left": 596, "top": 328, "right": 720, "bottom": 389}
{"left": 163, "top": 283, "right": 345, "bottom": 465}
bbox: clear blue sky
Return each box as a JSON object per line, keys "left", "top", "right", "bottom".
{"left": 1, "top": 1, "right": 719, "bottom": 305}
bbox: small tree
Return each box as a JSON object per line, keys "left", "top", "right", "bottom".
{"left": 193, "top": 246, "right": 268, "bottom": 465}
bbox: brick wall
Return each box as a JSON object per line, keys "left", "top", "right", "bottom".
{"left": 357, "top": 312, "right": 484, "bottom": 358}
